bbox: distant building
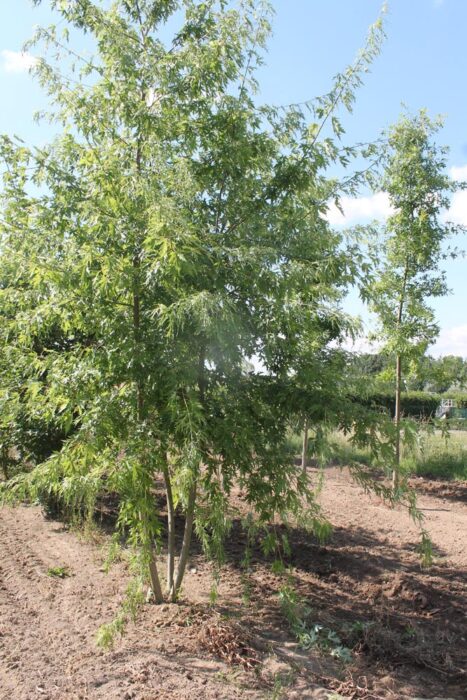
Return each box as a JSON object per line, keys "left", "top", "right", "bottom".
{"left": 436, "top": 398, "right": 467, "bottom": 419}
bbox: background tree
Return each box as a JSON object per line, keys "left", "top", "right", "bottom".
{"left": 409, "top": 354, "right": 467, "bottom": 393}
{"left": 369, "top": 111, "right": 462, "bottom": 488}
{"left": 1, "top": 0, "right": 387, "bottom": 625}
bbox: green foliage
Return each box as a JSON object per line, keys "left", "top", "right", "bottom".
{"left": 346, "top": 352, "right": 467, "bottom": 394}
{"left": 369, "top": 111, "right": 461, "bottom": 362}
{"left": 418, "top": 530, "right": 434, "bottom": 569}
{"left": 408, "top": 354, "right": 467, "bottom": 393}
{"left": 0, "top": 334, "right": 74, "bottom": 482}
{"left": 269, "top": 671, "right": 296, "bottom": 700}
{"left": 47, "top": 565, "right": 70, "bottom": 578}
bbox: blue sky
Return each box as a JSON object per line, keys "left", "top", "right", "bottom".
{"left": 1, "top": 0, "right": 466, "bottom": 356}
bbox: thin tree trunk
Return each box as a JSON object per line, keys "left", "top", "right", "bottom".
{"left": 170, "top": 346, "right": 205, "bottom": 601}
{"left": 393, "top": 257, "right": 409, "bottom": 491}
{"left": 170, "top": 482, "right": 196, "bottom": 601}
{"left": 149, "top": 550, "right": 164, "bottom": 603}
{"left": 393, "top": 353, "right": 402, "bottom": 489}
{"left": 162, "top": 455, "right": 175, "bottom": 593}
{"left": 133, "top": 134, "right": 160, "bottom": 602}
{"left": 133, "top": 135, "right": 144, "bottom": 421}
{"left": 1, "top": 463, "right": 9, "bottom": 482}
{"left": 301, "top": 418, "right": 309, "bottom": 475}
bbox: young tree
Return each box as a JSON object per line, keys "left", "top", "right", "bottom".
{"left": 1, "top": 0, "right": 386, "bottom": 620}
{"left": 370, "top": 112, "right": 462, "bottom": 488}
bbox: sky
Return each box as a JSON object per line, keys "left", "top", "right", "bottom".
{"left": 1, "top": 0, "right": 466, "bottom": 357}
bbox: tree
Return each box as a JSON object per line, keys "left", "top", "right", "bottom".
{"left": 408, "top": 354, "right": 467, "bottom": 393}
{"left": 1, "top": 0, "right": 386, "bottom": 624}
{"left": 369, "top": 111, "right": 462, "bottom": 488}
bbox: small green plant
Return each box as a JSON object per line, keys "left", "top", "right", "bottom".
{"left": 278, "top": 586, "right": 352, "bottom": 663}
{"left": 240, "top": 572, "right": 253, "bottom": 606}
{"left": 278, "top": 585, "right": 312, "bottom": 629}
{"left": 298, "top": 624, "right": 352, "bottom": 663}
{"left": 341, "top": 619, "right": 375, "bottom": 649}
{"left": 270, "top": 670, "right": 296, "bottom": 700}
{"left": 347, "top": 620, "right": 367, "bottom": 634}
{"left": 209, "top": 583, "right": 219, "bottom": 605}
{"left": 403, "top": 623, "right": 417, "bottom": 640}
{"left": 47, "top": 565, "right": 70, "bottom": 578}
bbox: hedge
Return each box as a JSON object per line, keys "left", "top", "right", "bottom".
{"left": 353, "top": 391, "right": 467, "bottom": 420}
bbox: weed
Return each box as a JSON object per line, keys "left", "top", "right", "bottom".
{"left": 403, "top": 624, "right": 417, "bottom": 639}
{"left": 269, "top": 670, "right": 296, "bottom": 700}
{"left": 47, "top": 565, "right": 70, "bottom": 578}
{"left": 215, "top": 670, "right": 229, "bottom": 683}
{"left": 240, "top": 572, "right": 253, "bottom": 605}
{"left": 279, "top": 586, "right": 352, "bottom": 663}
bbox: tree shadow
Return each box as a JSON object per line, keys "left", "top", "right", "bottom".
{"left": 39, "top": 472, "right": 466, "bottom": 698}
{"left": 204, "top": 516, "right": 467, "bottom": 698}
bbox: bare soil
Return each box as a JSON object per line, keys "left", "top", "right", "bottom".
{"left": 1, "top": 466, "right": 466, "bottom": 700}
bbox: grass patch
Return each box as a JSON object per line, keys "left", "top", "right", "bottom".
{"left": 328, "top": 431, "right": 373, "bottom": 467}
{"left": 286, "top": 429, "right": 373, "bottom": 468}
{"left": 288, "top": 428, "right": 467, "bottom": 481}
{"left": 401, "top": 431, "right": 467, "bottom": 481}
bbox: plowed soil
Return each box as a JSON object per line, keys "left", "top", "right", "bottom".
{"left": 1, "top": 466, "right": 466, "bottom": 700}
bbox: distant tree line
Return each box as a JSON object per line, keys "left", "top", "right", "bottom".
{"left": 348, "top": 352, "right": 467, "bottom": 394}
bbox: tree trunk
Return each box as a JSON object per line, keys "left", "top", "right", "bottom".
{"left": 133, "top": 136, "right": 144, "bottom": 422}
{"left": 162, "top": 455, "right": 175, "bottom": 593}
{"left": 393, "top": 258, "right": 408, "bottom": 491}
{"left": 393, "top": 353, "right": 402, "bottom": 489}
{"left": 1, "top": 462, "right": 9, "bottom": 482}
{"left": 170, "top": 483, "right": 196, "bottom": 601}
{"left": 169, "top": 345, "right": 205, "bottom": 601}
{"left": 301, "top": 418, "right": 309, "bottom": 475}
{"left": 1, "top": 447, "right": 9, "bottom": 481}
{"left": 149, "top": 550, "right": 164, "bottom": 603}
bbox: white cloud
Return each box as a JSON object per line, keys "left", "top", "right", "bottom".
{"left": 444, "top": 164, "right": 467, "bottom": 225}
{"left": 324, "top": 168, "right": 467, "bottom": 228}
{"left": 325, "top": 192, "right": 393, "bottom": 226}
{"left": 340, "top": 336, "right": 381, "bottom": 354}
{"left": 1, "top": 49, "right": 38, "bottom": 74}
{"left": 341, "top": 326, "right": 467, "bottom": 359}
{"left": 449, "top": 165, "right": 467, "bottom": 181}
{"left": 446, "top": 190, "right": 467, "bottom": 225}
{"left": 430, "top": 325, "right": 467, "bottom": 358}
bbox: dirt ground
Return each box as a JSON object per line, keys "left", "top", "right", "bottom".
{"left": 0, "top": 466, "right": 466, "bottom": 700}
